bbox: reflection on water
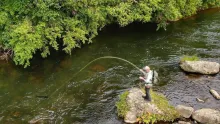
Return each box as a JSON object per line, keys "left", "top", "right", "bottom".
{"left": 0, "top": 9, "right": 220, "bottom": 123}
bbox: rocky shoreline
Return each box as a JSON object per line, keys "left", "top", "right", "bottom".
{"left": 117, "top": 88, "right": 220, "bottom": 124}
{"left": 116, "top": 60, "right": 220, "bottom": 124}
{"left": 176, "top": 105, "right": 220, "bottom": 124}
{"left": 175, "top": 60, "right": 220, "bottom": 124}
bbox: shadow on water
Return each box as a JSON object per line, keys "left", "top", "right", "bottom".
{"left": 0, "top": 8, "right": 220, "bottom": 123}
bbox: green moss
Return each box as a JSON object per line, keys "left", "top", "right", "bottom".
{"left": 116, "top": 91, "right": 129, "bottom": 117}
{"left": 151, "top": 91, "right": 179, "bottom": 122}
{"left": 180, "top": 55, "right": 200, "bottom": 62}
{"left": 138, "top": 89, "right": 180, "bottom": 124}
{"left": 116, "top": 88, "right": 179, "bottom": 123}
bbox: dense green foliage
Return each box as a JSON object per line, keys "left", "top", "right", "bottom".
{"left": 0, "top": 0, "right": 219, "bottom": 67}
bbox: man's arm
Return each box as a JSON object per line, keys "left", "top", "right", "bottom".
{"left": 139, "top": 76, "right": 148, "bottom": 83}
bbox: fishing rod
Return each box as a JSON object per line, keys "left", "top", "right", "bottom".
{"left": 32, "top": 56, "right": 142, "bottom": 111}
{"left": 2, "top": 56, "right": 142, "bottom": 123}
{"left": 48, "top": 56, "right": 141, "bottom": 98}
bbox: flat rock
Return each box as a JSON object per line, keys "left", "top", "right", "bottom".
{"left": 178, "top": 121, "right": 191, "bottom": 124}
{"left": 176, "top": 105, "right": 194, "bottom": 118}
{"left": 180, "top": 61, "right": 220, "bottom": 74}
{"left": 124, "top": 88, "right": 162, "bottom": 123}
{"left": 192, "top": 108, "right": 220, "bottom": 124}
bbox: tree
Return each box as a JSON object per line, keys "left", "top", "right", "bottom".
{"left": 0, "top": 0, "right": 219, "bottom": 67}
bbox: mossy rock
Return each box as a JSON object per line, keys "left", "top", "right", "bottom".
{"left": 116, "top": 88, "right": 179, "bottom": 124}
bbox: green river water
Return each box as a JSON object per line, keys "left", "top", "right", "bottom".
{"left": 0, "top": 9, "right": 220, "bottom": 123}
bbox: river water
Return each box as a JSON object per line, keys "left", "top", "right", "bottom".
{"left": 0, "top": 9, "right": 220, "bottom": 124}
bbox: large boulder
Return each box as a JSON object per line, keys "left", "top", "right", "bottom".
{"left": 192, "top": 108, "right": 220, "bottom": 124}
{"left": 180, "top": 61, "right": 219, "bottom": 74}
{"left": 124, "top": 88, "right": 162, "bottom": 123}
{"left": 176, "top": 105, "right": 194, "bottom": 118}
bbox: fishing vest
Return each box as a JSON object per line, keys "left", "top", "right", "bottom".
{"left": 144, "top": 70, "right": 159, "bottom": 86}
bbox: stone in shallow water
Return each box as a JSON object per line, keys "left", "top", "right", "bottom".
{"left": 196, "top": 98, "right": 205, "bottom": 103}
{"left": 192, "top": 108, "right": 220, "bottom": 124}
{"left": 180, "top": 61, "right": 220, "bottom": 74}
{"left": 210, "top": 89, "right": 220, "bottom": 100}
{"left": 176, "top": 105, "right": 194, "bottom": 118}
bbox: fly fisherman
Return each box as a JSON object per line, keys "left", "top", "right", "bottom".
{"left": 139, "top": 66, "right": 153, "bottom": 101}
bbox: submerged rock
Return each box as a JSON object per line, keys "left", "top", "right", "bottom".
{"left": 210, "top": 89, "right": 220, "bottom": 100}
{"left": 180, "top": 61, "right": 220, "bottom": 74}
{"left": 176, "top": 105, "right": 194, "bottom": 118}
{"left": 192, "top": 108, "right": 220, "bottom": 124}
{"left": 196, "top": 98, "right": 205, "bottom": 103}
{"left": 124, "top": 88, "right": 162, "bottom": 123}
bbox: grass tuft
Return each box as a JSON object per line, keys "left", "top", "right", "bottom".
{"left": 116, "top": 91, "right": 129, "bottom": 117}
{"left": 180, "top": 55, "right": 199, "bottom": 62}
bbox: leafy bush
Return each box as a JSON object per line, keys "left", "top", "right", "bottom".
{"left": 0, "top": 0, "right": 219, "bottom": 67}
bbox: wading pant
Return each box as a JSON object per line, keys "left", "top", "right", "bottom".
{"left": 145, "top": 86, "right": 151, "bottom": 101}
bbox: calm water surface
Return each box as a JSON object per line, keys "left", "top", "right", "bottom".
{"left": 0, "top": 9, "right": 220, "bottom": 123}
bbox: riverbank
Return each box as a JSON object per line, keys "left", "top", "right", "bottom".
{"left": 168, "top": 7, "right": 220, "bottom": 22}
{"left": 116, "top": 59, "right": 220, "bottom": 123}
{"left": 1, "top": 1, "right": 220, "bottom": 67}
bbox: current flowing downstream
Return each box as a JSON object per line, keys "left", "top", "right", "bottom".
{"left": 0, "top": 9, "right": 220, "bottom": 123}
{"left": 31, "top": 56, "right": 141, "bottom": 112}
{"left": 49, "top": 56, "right": 141, "bottom": 97}
{"left": 32, "top": 56, "right": 143, "bottom": 123}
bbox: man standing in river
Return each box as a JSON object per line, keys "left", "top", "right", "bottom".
{"left": 139, "top": 66, "right": 153, "bottom": 102}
